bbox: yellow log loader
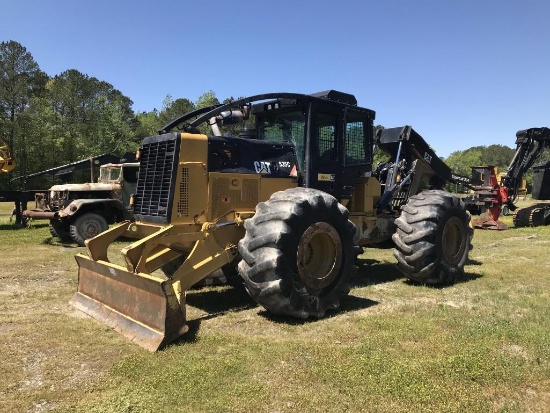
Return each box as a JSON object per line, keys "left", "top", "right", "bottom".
{"left": 71, "top": 91, "right": 473, "bottom": 351}
{"left": 0, "top": 138, "right": 16, "bottom": 173}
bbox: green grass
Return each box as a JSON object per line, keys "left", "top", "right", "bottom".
{"left": 0, "top": 201, "right": 549, "bottom": 412}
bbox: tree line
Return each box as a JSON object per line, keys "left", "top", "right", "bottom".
{"left": 3, "top": 39, "right": 544, "bottom": 192}
{"left": 445, "top": 145, "right": 515, "bottom": 177}
{"left": 0, "top": 40, "right": 222, "bottom": 189}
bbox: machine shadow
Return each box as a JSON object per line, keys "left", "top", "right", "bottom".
{"left": 23, "top": 221, "right": 49, "bottom": 229}
{"left": 175, "top": 257, "right": 482, "bottom": 346}
{"left": 400, "top": 271, "right": 483, "bottom": 288}
{"left": 185, "top": 283, "right": 257, "bottom": 315}
{"left": 355, "top": 257, "right": 483, "bottom": 288}
{"left": 353, "top": 258, "right": 404, "bottom": 287}
{"left": 257, "top": 294, "right": 379, "bottom": 328}
{"left": 466, "top": 258, "right": 483, "bottom": 266}
{"left": 453, "top": 270, "right": 484, "bottom": 285}
{"left": 41, "top": 236, "right": 80, "bottom": 248}
{"left": 0, "top": 221, "right": 49, "bottom": 231}
{"left": 0, "top": 223, "right": 21, "bottom": 230}
{"left": 173, "top": 285, "right": 257, "bottom": 345}
{"left": 178, "top": 293, "right": 379, "bottom": 345}
{"left": 179, "top": 262, "right": 388, "bottom": 341}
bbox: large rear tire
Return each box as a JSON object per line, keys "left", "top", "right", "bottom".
{"left": 392, "top": 190, "right": 472, "bottom": 286}
{"left": 238, "top": 187, "right": 360, "bottom": 318}
{"left": 70, "top": 213, "right": 108, "bottom": 247}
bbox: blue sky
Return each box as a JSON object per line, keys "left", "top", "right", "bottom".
{"left": 2, "top": 0, "right": 550, "bottom": 157}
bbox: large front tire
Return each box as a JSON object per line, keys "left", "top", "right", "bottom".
{"left": 392, "top": 190, "right": 472, "bottom": 286}
{"left": 238, "top": 187, "right": 360, "bottom": 318}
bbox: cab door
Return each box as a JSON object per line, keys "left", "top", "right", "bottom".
{"left": 305, "top": 102, "right": 345, "bottom": 199}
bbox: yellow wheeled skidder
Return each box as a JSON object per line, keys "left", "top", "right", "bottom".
{"left": 71, "top": 91, "right": 472, "bottom": 351}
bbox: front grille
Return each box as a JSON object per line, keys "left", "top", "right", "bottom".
{"left": 134, "top": 134, "right": 180, "bottom": 223}
{"left": 51, "top": 198, "right": 62, "bottom": 212}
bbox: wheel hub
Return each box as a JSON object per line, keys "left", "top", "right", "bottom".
{"left": 82, "top": 219, "right": 102, "bottom": 238}
{"left": 296, "top": 222, "right": 342, "bottom": 290}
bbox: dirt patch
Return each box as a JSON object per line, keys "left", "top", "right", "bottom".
{"left": 18, "top": 353, "right": 45, "bottom": 391}
{"left": 500, "top": 344, "right": 530, "bottom": 360}
{"left": 505, "top": 235, "right": 539, "bottom": 241}
{"left": 491, "top": 384, "right": 550, "bottom": 413}
{"left": 0, "top": 322, "right": 17, "bottom": 334}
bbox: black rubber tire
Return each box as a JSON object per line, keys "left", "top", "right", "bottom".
{"left": 392, "top": 190, "right": 472, "bottom": 286}
{"left": 238, "top": 187, "right": 360, "bottom": 318}
{"left": 49, "top": 220, "right": 72, "bottom": 241}
{"left": 70, "top": 213, "right": 108, "bottom": 247}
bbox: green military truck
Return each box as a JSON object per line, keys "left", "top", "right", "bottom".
{"left": 24, "top": 162, "right": 138, "bottom": 245}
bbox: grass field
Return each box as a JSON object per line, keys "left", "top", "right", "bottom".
{"left": 0, "top": 200, "right": 549, "bottom": 412}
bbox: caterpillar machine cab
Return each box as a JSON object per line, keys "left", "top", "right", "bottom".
{"left": 71, "top": 91, "right": 472, "bottom": 351}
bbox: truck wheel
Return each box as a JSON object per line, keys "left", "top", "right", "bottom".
{"left": 70, "top": 213, "right": 108, "bottom": 247}
{"left": 393, "top": 190, "right": 472, "bottom": 286}
{"left": 49, "top": 220, "right": 72, "bottom": 242}
{"left": 238, "top": 187, "right": 360, "bottom": 318}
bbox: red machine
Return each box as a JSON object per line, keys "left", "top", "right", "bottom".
{"left": 464, "top": 128, "right": 550, "bottom": 229}
{"left": 465, "top": 166, "right": 508, "bottom": 230}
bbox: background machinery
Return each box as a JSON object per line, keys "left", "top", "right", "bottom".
{"left": 24, "top": 162, "right": 138, "bottom": 245}
{"left": 70, "top": 91, "right": 473, "bottom": 351}
{"left": 464, "top": 165, "right": 509, "bottom": 230}
{"left": 505, "top": 128, "right": 550, "bottom": 227}
{"left": 465, "top": 127, "right": 550, "bottom": 228}
{"left": 2, "top": 153, "right": 122, "bottom": 225}
{"left": 0, "top": 138, "right": 15, "bottom": 173}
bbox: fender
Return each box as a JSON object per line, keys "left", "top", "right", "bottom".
{"left": 57, "top": 198, "right": 133, "bottom": 222}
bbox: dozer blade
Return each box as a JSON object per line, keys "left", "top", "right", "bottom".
{"left": 70, "top": 254, "right": 188, "bottom": 352}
